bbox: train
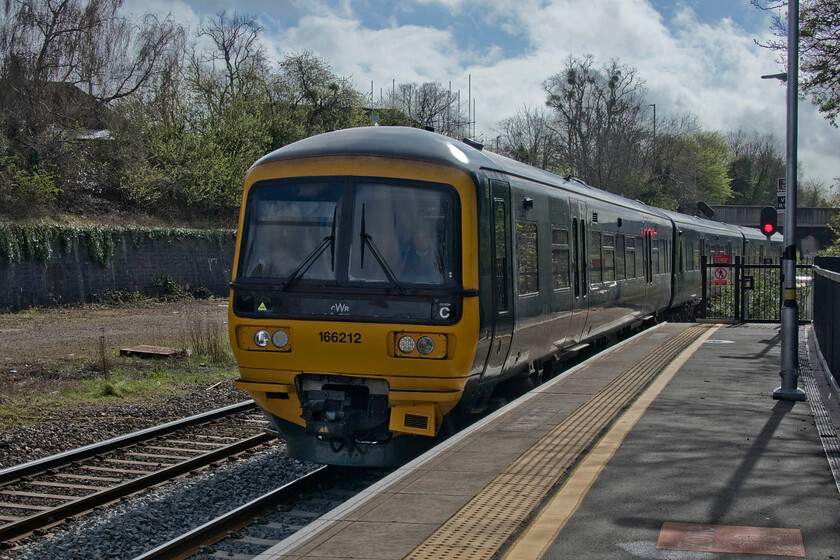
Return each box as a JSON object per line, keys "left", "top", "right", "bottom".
{"left": 227, "top": 126, "right": 782, "bottom": 467}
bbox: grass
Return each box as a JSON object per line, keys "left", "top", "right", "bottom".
{"left": 0, "top": 315, "right": 239, "bottom": 430}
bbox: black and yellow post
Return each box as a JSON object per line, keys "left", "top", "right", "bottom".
{"left": 773, "top": 0, "right": 806, "bottom": 402}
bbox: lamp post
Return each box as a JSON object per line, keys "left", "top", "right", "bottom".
{"left": 762, "top": 0, "right": 806, "bottom": 401}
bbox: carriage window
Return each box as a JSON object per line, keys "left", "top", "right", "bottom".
{"left": 552, "top": 228, "right": 570, "bottom": 290}
{"left": 603, "top": 234, "right": 615, "bottom": 282}
{"left": 660, "top": 240, "right": 667, "bottom": 274}
{"left": 615, "top": 235, "right": 626, "bottom": 280}
{"left": 626, "top": 236, "right": 636, "bottom": 278}
{"left": 652, "top": 242, "right": 660, "bottom": 275}
{"left": 589, "top": 230, "right": 602, "bottom": 284}
{"left": 517, "top": 221, "right": 539, "bottom": 295}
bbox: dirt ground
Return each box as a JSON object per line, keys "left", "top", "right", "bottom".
{"left": 0, "top": 299, "right": 241, "bottom": 467}
{"left": 0, "top": 299, "right": 230, "bottom": 377}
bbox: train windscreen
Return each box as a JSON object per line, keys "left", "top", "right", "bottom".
{"left": 233, "top": 179, "right": 462, "bottom": 324}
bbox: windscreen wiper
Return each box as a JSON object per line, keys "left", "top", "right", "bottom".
{"left": 360, "top": 204, "right": 404, "bottom": 294}
{"left": 282, "top": 207, "right": 337, "bottom": 291}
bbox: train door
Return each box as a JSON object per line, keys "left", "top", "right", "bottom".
{"left": 479, "top": 180, "right": 514, "bottom": 383}
{"left": 568, "top": 200, "right": 588, "bottom": 343}
{"left": 643, "top": 228, "right": 654, "bottom": 284}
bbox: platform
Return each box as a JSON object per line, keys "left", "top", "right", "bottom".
{"left": 256, "top": 323, "right": 840, "bottom": 560}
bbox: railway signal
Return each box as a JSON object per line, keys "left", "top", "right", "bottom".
{"left": 760, "top": 206, "right": 777, "bottom": 237}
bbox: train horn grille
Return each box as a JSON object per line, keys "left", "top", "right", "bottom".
{"left": 389, "top": 403, "right": 437, "bottom": 437}
{"left": 404, "top": 413, "right": 429, "bottom": 430}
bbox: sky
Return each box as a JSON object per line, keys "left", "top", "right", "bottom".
{"left": 127, "top": 0, "right": 838, "bottom": 191}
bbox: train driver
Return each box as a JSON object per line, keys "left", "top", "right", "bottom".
{"left": 401, "top": 228, "right": 442, "bottom": 283}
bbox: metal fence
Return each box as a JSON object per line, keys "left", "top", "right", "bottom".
{"left": 813, "top": 257, "right": 840, "bottom": 387}
{"left": 701, "top": 256, "right": 813, "bottom": 323}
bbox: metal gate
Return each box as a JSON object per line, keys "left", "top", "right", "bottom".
{"left": 700, "top": 256, "right": 813, "bottom": 323}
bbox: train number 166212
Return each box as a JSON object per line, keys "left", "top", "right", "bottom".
{"left": 317, "top": 331, "right": 362, "bottom": 344}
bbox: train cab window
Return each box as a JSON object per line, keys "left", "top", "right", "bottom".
{"left": 552, "top": 228, "right": 571, "bottom": 290}
{"left": 239, "top": 182, "right": 343, "bottom": 281}
{"left": 602, "top": 234, "right": 615, "bottom": 282}
{"left": 517, "top": 220, "right": 539, "bottom": 295}
{"left": 349, "top": 183, "right": 458, "bottom": 286}
{"left": 239, "top": 180, "right": 459, "bottom": 288}
{"left": 589, "top": 230, "right": 602, "bottom": 284}
{"left": 625, "top": 236, "right": 636, "bottom": 278}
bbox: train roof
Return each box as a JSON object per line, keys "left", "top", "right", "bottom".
{"left": 658, "top": 209, "right": 743, "bottom": 237}
{"left": 255, "top": 126, "right": 495, "bottom": 171}
{"left": 255, "top": 126, "right": 667, "bottom": 219}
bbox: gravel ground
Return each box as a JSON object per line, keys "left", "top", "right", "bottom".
{"left": 2, "top": 445, "right": 318, "bottom": 560}
{"left": 0, "top": 382, "right": 247, "bottom": 470}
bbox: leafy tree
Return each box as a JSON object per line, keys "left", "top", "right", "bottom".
{"left": 278, "top": 51, "right": 369, "bottom": 140}
{"left": 753, "top": 0, "right": 840, "bottom": 126}
{"left": 690, "top": 132, "right": 734, "bottom": 203}
{"left": 726, "top": 130, "right": 786, "bottom": 205}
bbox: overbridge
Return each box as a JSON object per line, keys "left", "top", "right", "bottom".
{"left": 710, "top": 205, "right": 838, "bottom": 257}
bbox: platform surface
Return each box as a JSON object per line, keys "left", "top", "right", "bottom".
{"left": 257, "top": 323, "right": 840, "bottom": 560}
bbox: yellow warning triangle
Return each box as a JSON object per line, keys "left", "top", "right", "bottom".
{"left": 258, "top": 302, "right": 267, "bottom": 311}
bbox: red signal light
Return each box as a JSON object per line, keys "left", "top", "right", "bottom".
{"left": 759, "top": 206, "right": 777, "bottom": 237}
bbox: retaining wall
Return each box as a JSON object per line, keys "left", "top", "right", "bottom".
{"left": 1, "top": 231, "right": 235, "bottom": 311}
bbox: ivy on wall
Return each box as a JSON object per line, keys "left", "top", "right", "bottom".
{"left": 0, "top": 224, "right": 236, "bottom": 268}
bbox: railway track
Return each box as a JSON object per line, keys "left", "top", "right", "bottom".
{"left": 0, "top": 401, "right": 274, "bottom": 546}
{"left": 133, "top": 465, "right": 388, "bottom": 560}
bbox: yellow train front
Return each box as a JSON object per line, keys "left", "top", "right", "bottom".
{"left": 228, "top": 127, "right": 483, "bottom": 466}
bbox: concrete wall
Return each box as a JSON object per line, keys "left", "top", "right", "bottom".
{"left": 1, "top": 231, "right": 235, "bottom": 311}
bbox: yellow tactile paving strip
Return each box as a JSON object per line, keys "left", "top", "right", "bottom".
{"left": 406, "top": 324, "right": 713, "bottom": 560}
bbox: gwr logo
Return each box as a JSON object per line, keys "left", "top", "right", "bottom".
{"left": 330, "top": 302, "right": 350, "bottom": 314}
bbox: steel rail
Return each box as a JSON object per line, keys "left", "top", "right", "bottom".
{"left": 0, "top": 400, "right": 257, "bottom": 485}
{"left": 131, "top": 465, "right": 333, "bottom": 560}
{"left": 0, "top": 432, "right": 274, "bottom": 543}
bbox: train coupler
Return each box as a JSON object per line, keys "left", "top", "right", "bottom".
{"left": 298, "top": 375, "right": 390, "bottom": 442}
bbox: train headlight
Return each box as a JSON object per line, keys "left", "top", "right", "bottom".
{"left": 416, "top": 336, "right": 435, "bottom": 355}
{"left": 254, "top": 329, "right": 270, "bottom": 348}
{"left": 397, "top": 335, "right": 416, "bottom": 354}
{"left": 272, "top": 330, "right": 289, "bottom": 349}
{"left": 393, "top": 332, "right": 447, "bottom": 359}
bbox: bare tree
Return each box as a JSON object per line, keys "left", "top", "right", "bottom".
{"left": 188, "top": 11, "right": 267, "bottom": 113}
{"left": 495, "top": 105, "right": 564, "bottom": 172}
{"left": 543, "top": 55, "right": 649, "bottom": 191}
{"left": 385, "top": 81, "right": 469, "bottom": 137}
